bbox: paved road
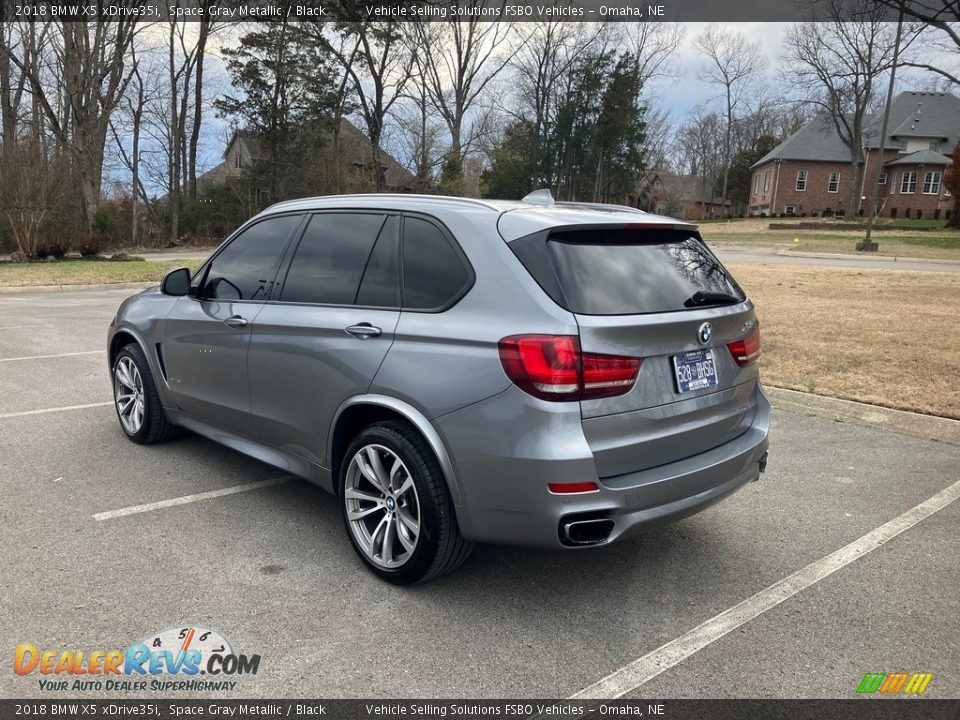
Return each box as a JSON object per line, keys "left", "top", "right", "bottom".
{"left": 712, "top": 244, "right": 960, "bottom": 273}
{"left": 133, "top": 245, "right": 960, "bottom": 273}
{"left": 1, "top": 286, "right": 958, "bottom": 701}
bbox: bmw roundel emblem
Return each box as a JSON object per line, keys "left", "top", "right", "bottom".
{"left": 698, "top": 322, "right": 712, "bottom": 345}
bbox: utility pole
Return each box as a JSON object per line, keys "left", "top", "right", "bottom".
{"left": 857, "top": 2, "right": 904, "bottom": 252}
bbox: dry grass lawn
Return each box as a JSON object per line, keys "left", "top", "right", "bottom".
{"left": 0, "top": 259, "right": 204, "bottom": 287}
{"left": 729, "top": 263, "right": 960, "bottom": 420}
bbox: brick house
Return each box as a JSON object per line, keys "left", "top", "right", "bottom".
{"left": 637, "top": 171, "right": 730, "bottom": 220}
{"left": 748, "top": 91, "right": 957, "bottom": 220}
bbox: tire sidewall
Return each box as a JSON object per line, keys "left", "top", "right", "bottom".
{"left": 338, "top": 424, "right": 447, "bottom": 584}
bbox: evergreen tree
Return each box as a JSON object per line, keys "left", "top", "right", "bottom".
{"left": 214, "top": 21, "right": 341, "bottom": 205}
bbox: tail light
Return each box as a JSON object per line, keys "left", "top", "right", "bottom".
{"left": 727, "top": 326, "right": 761, "bottom": 367}
{"left": 498, "top": 335, "right": 641, "bottom": 402}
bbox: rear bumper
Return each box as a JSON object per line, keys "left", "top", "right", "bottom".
{"left": 432, "top": 384, "right": 770, "bottom": 548}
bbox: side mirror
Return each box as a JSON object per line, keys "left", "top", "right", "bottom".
{"left": 161, "top": 267, "right": 191, "bottom": 297}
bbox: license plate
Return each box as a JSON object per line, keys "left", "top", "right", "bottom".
{"left": 673, "top": 349, "right": 718, "bottom": 394}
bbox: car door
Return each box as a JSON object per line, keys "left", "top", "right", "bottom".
{"left": 247, "top": 211, "right": 401, "bottom": 466}
{"left": 162, "top": 213, "right": 303, "bottom": 436}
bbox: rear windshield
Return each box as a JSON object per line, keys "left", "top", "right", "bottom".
{"left": 510, "top": 228, "right": 745, "bottom": 316}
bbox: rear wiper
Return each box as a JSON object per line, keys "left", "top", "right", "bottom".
{"left": 683, "top": 291, "right": 742, "bottom": 308}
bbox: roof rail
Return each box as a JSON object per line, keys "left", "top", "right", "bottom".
{"left": 554, "top": 201, "right": 648, "bottom": 215}
{"left": 264, "top": 193, "right": 503, "bottom": 212}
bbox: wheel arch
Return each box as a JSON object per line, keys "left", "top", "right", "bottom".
{"left": 328, "top": 395, "right": 463, "bottom": 507}
{"left": 109, "top": 328, "right": 147, "bottom": 367}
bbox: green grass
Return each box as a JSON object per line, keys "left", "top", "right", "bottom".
{"left": 0, "top": 258, "right": 205, "bottom": 287}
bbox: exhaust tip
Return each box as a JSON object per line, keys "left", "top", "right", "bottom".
{"left": 561, "top": 518, "right": 615, "bottom": 546}
{"left": 756, "top": 451, "right": 769, "bottom": 478}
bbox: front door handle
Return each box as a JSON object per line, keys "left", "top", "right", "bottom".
{"left": 345, "top": 323, "right": 382, "bottom": 339}
{"left": 224, "top": 315, "right": 248, "bottom": 329}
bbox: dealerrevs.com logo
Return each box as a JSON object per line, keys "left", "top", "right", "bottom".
{"left": 14, "top": 625, "right": 261, "bottom": 692}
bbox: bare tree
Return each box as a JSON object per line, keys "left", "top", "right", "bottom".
{"left": 783, "top": 3, "right": 910, "bottom": 214}
{"left": 393, "top": 72, "right": 444, "bottom": 191}
{"left": 695, "top": 26, "right": 767, "bottom": 214}
{"left": 0, "top": 141, "right": 72, "bottom": 257}
{"left": 1, "top": 19, "right": 140, "bottom": 227}
{"left": 409, "top": 15, "right": 516, "bottom": 194}
{"left": 874, "top": 1, "right": 959, "bottom": 85}
{"left": 305, "top": 19, "right": 413, "bottom": 191}
{"left": 0, "top": 24, "right": 29, "bottom": 148}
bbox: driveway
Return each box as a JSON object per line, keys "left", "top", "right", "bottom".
{"left": 1, "top": 286, "right": 957, "bottom": 700}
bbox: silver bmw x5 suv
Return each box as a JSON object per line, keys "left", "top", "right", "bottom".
{"left": 108, "top": 192, "right": 770, "bottom": 583}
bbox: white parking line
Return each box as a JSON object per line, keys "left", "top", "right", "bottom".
{"left": 0, "top": 401, "right": 113, "bottom": 419}
{"left": 570, "top": 476, "right": 960, "bottom": 699}
{"left": 0, "top": 350, "right": 103, "bottom": 363}
{"left": 93, "top": 477, "right": 295, "bottom": 521}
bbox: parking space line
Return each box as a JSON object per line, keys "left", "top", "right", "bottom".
{"left": 0, "top": 401, "right": 113, "bottom": 419}
{"left": 93, "top": 476, "right": 295, "bottom": 521}
{"left": 569, "top": 476, "right": 960, "bottom": 700}
{"left": 0, "top": 350, "right": 103, "bottom": 363}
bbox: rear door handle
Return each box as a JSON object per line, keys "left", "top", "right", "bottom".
{"left": 345, "top": 323, "right": 382, "bottom": 339}
{"left": 224, "top": 315, "right": 248, "bottom": 329}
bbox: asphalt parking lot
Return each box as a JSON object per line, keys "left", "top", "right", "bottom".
{"left": 1, "top": 285, "right": 958, "bottom": 700}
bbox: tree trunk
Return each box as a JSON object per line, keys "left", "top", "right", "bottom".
{"left": 948, "top": 198, "right": 960, "bottom": 229}
{"left": 188, "top": 19, "right": 209, "bottom": 201}
{"left": 848, "top": 157, "right": 861, "bottom": 217}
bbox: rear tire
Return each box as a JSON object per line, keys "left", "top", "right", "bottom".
{"left": 112, "top": 343, "right": 179, "bottom": 445}
{"left": 339, "top": 421, "right": 472, "bottom": 584}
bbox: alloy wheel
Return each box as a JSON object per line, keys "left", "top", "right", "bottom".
{"left": 114, "top": 356, "right": 145, "bottom": 435}
{"left": 344, "top": 444, "right": 421, "bottom": 569}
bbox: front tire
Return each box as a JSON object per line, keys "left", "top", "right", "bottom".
{"left": 339, "top": 421, "right": 472, "bottom": 584}
{"left": 112, "top": 343, "right": 178, "bottom": 444}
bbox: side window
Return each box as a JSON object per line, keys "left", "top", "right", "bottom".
{"left": 402, "top": 217, "right": 470, "bottom": 310}
{"left": 356, "top": 216, "right": 400, "bottom": 307}
{"left": 203, "top": 215, "right": 300, "bottom": 301}
{"left": 280, "top": 213, "right": 385, "bottom": 305}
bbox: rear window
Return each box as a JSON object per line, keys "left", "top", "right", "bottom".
{"left": 510, "top": 228, "right": 745, "bottom": 316}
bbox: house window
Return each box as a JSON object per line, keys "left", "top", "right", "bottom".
{"left": 784, "top": 205, "right": 796, "bottom": 215}
{"left": 878, "top": 172, "right": 887, "bottom": 185}
{"left": 234, "top": 153, "right": 242, "bottom": 169}
{"left": 753, "top": 174, "right": 759, "bottom": 194}
{"left": 923, "top": 171, "right": 941, "bottom": 194}
{"left": 827, "top": 172, "right": 840, "bottom": 193}
{"left": 795, "top": 170, "right": 807, "bottom": 191}
{"left": 763, "top": 171, "right": 769, "bottom": 192}
{"left": 898, "top": 139, "right": 908, "bottom": 151}
{"left": 929, "top": 141, "right": 940, "bottom": 151}
{"left": 900, "top": 171, "right": 917, "bottom": 194}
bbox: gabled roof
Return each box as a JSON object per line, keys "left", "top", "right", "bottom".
{"left": 867, "top": 92, "right": 960, "bottom": 148}
{"left": 751, "top": 92, "right": 960, "bottom": 168}
{"left": 751, "top": 115, "right": 854, "bottom": 168}
{"left": 885, "top": 148, "right": 952, "bottom": 167}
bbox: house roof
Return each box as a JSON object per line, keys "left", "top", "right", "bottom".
{"left": 885, "top": 148, "right": 953, "bottom": 167}
{"left": 752, "top": 92, "right": 960, "bottom": 168}
{"left": 868, "top": 92, "right": 960, "bottom": 148}
{"left": 751, "top": 115, "right": 855, "bottom": 168}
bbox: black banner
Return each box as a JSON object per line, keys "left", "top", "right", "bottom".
{"left": 0, "top": 0, "right": 946, "bottom": 24}
{"left": 3, "top": 700, "right": 960, "bottom": 720}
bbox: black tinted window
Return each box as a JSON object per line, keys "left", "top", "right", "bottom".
{"left": 281, "top": 213, "right": 386, "bottom": 305}
{"left": 356, "top": 216, "right": 400, "bottom": 307}
{"left": 203, "top": 215, "right": 299, "bottom": 301}
{"left": 402, "top": 217, "right": 470, "bottom": 310}
{"left": 519, "top": 229, "right": 744, "bottom": 315}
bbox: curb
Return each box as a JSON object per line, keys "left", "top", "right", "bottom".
{"left": 776, "top": 249, "right": 960, "bottom": 266}
{"left": 0, "top": 282, "right": 154, "bottom": 295}
{"left": 765, "top": 386, "right": 960, "bottom": 446}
